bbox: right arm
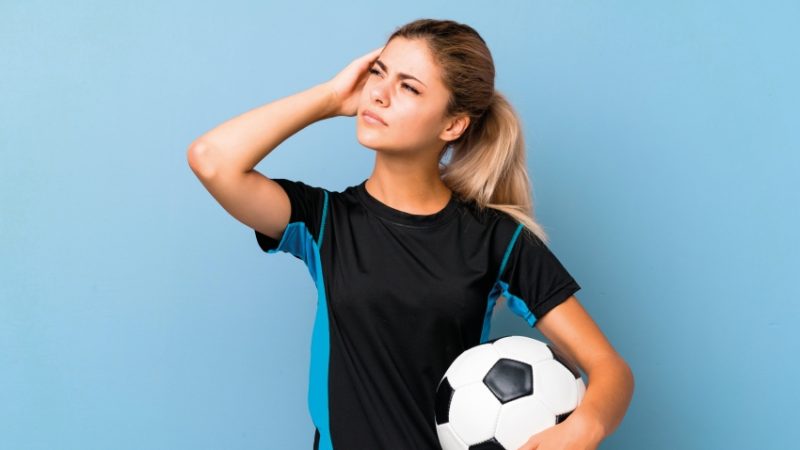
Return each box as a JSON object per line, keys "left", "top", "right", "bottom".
{"left": 186, "top": 45, "right": 384, "bottom": 242}
{"left": 186, "top": 83, "right": 337, "bottom": 240}
{"left": 188, "top": 83, "right": 338, "bottom": 178}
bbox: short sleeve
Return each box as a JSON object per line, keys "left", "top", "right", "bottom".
{"left": 254, "top": 178, "right": 328, "bottom": 262}
{"left": 496, "top": 223, "right": 581, "bottom": 327}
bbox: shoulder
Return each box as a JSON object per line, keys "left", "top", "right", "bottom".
{"left": 458, "top": 197, "right": 524, "bottom": 237}
{"left": 452, "top": 197, "right": 534, "bottom": 262}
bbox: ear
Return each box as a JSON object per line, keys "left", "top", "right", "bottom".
{"left": 439, "top": 114, "right": 470, "bottom": 143}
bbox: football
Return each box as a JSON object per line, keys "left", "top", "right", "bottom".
{"left": 434, "top": 335, "right": 586, "bottom": 450}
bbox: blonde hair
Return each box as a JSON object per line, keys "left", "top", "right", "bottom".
{"left": 386, "top": 19, "right": 551, "bottom": 244}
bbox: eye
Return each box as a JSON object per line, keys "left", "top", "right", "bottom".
{"left": 402, "top": 83, "right": 420, "bottom": 95}
{"left": 368, "top": 68, "right": 420, "bottom": 96}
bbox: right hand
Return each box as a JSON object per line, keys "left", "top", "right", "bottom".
{"left": 323, "top": 45, "right": 385, "bottom": 118}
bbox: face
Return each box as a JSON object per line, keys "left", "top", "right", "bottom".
{"left": 357, "top": 37, "right": 469, "bottom": 155}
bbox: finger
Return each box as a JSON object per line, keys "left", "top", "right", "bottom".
{"left": 525, "top": 435, "right": 542, "bottom": 450}
{"left": 364, "top": 46, "right": 384, "bottom": 62}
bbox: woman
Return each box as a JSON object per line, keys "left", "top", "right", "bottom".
{"left": 188, "top": 18, "right": 633, "bottom": 450}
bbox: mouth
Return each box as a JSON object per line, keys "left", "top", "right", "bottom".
{"left": 362, "top": 110, "right": 388, "bottom": 126}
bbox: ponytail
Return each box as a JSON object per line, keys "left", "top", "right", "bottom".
{"left": 440, "top": 90, "right": 549, "bottom": 244}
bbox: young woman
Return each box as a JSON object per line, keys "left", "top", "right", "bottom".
{"left": 188, "top": 18, "right": 633, "bottom": 450}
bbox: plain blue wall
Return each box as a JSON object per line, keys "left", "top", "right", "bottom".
{"left": 2, "top": 1, "right": 797, "bottom": 449}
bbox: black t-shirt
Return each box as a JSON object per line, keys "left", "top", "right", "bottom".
{"left": 254, "top": 178, "right": 581, "bottom": 450}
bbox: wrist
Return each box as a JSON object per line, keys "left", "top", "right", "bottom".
{"left": 315, "top": 82, "right": 339, "bottom": 120}
{"left": 568, "top": 409, "right": 606, "bottom": 444}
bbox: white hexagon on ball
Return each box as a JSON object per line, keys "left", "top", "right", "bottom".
{"left": 448, "top": 381, "right": 501, "bottom": 444}
{"left": 492, "top": 334, "right": 552, "bottom": 365}
{"left": 533, "top": 359, "right": 579, "bottom": 415}
{"left": 445, "top": 344, "right": 501, "bottom": 389}
{"left": 494, "top": 395, "right": 555, "bottom": 450}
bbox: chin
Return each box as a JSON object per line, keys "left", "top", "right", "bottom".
{"left": 356, "top": 126, "right": 386, "bottom": 149}
{"left": 356, "top": 136, "right": 384, "bottom": 152}
{"left": 355, "top": 126, "right": 418, "bottom": 154}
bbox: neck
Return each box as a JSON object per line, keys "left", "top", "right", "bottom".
{"left": 365, "top": 152, "right": 453, "bottom": 215}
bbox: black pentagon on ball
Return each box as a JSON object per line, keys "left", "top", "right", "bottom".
{"left": 483, "top": 358, "right": 533, "bottom": 404}
{"left": 434, "top": 376, "right": 455, "bottom": 425}
{"left": 547, "top": 344, "right": 582, "bottom": 379}
{"left": 469, "top": 436, "right": 506, "bottom": 450}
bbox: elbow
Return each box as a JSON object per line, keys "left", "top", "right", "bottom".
{"left": 612, "top": 355, "right": 635, "bottom": 382}
{"left": 187, "top": 140, "right": 219, "bottom": 180}
{"left": 616, "top": 357, "right": 636, "bottom": 395}
{"left": 591, "top": 354, "right": 635, "bottom": 389}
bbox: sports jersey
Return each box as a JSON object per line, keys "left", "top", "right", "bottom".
{"left": 254, "top": 178, "right": 581, "bottom": 450}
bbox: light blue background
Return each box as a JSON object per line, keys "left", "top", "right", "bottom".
{"left": 2, "top": 1, "right": 798, "bottom": 449}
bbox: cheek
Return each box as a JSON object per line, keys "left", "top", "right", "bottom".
{"left": 399, "top": 108, "right": 442, "bottom": 138}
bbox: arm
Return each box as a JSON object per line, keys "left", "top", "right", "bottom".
{"left": 187, "top": 82, "right": 338, "bottom": 178}
{"left": 185, "top": 46, "right": 383, "bottom": 240}
{"left": 186, "top": 44, "right": 384, "bottom": 178}
{"left": 520, "top": 296, "right": 635, "bottom": 449}
{"left": 185, "top": 83, "right": 337, "bottom": 242}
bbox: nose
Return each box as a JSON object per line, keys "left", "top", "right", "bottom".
{"left": 370, "top": 82, "right": 388, "bottom": 106}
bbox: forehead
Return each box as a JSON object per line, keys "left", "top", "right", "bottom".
{"left": 378, "top": 37, "right": 441, "bottom": 85}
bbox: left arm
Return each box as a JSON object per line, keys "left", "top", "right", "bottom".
{"left": 518, "top": 295, "right": 635, "bottom": 450}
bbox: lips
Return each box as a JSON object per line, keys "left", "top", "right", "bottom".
{"left": 362, "top": 109, "right": 387, "bottom": 126}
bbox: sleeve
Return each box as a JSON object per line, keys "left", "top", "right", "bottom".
{"left": 496, "top": 223, "right": 581, "bottom": 328}
{"left": 254, "top": 178, "right": 328, "bottom": 262}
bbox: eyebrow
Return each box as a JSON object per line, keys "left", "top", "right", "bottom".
{"left": 374, "top": 59, "right": 427, "bottom": 87}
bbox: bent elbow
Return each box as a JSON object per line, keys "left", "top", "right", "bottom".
{"left": 187, "top": 140, "right": 219, "bottom": 180}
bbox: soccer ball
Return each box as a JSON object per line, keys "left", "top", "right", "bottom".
{"left": 434, "top": 335, "right": 586, "bottom": 450}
